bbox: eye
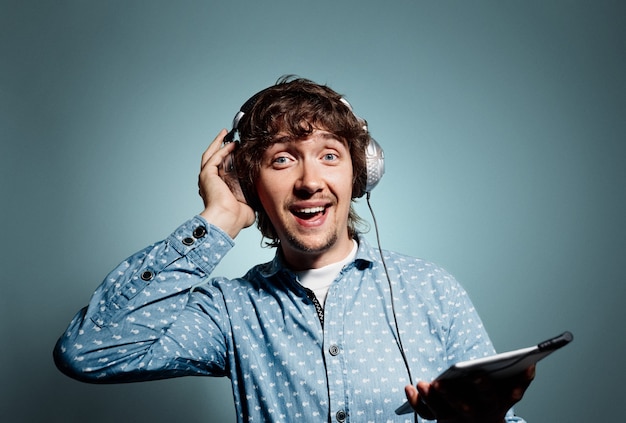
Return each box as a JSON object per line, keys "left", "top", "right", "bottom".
{"left": 271, "top": 155, "right": 293, "bottom": 168}
{"left": 322, "top": 153, "right": 338, "bottom": 162}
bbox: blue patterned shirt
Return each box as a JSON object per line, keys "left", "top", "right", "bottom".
{"left": 54, "top": 216, "right": 525, "bottom": 423}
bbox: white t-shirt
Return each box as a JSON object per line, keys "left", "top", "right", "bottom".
{"left": 295, "top": 240, "right": 358, "bottom": 306}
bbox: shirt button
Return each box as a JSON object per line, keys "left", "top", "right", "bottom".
{"left": 182, "top": 237, "right": 195, "bottom": 246}
{"left": 329, "top": 345, "right": 340, "bottom": 356}
{"left": 336, "top": 410, "right": 347, "bottom": 422}
{"left": 192, "top": 226, "right": 207, "bottom": 238}
{"left": 140, "top": 270, "right": 154, "bottom": 281}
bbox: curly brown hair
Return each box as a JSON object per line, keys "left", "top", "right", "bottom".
{"left": 233, "top": 76, "right": 370, "bottom": 246}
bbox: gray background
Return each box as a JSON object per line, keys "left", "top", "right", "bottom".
{"left": 1, "top": 1, "right": 624, "bottom": 422}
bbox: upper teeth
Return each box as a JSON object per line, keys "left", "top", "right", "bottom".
{"left": 297, "top": 207, "right": 324, "bottom": 214}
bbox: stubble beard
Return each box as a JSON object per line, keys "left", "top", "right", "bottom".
{"left": 284, "top": 229, "right": 339, "bottom": 256}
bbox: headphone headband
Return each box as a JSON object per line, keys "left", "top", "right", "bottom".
{"left": 225, "top": 87, "right": 385, "bottom": 197}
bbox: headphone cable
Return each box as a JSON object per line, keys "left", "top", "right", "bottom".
{"left": 366, "top": 193, "right": 417, "bottom": 421}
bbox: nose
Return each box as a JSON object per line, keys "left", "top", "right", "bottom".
{"left": 294, "top": 160, "right": 324, "bottom": 195}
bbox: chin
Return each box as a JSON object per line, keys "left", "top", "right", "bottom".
{"left": 285, "top": 232, "right": 338, "bottom": 255}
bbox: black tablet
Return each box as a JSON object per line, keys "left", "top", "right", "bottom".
{"left": 395, "top": 331, "right": 573, "bottom": 415}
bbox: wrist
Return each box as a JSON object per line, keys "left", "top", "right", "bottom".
{"left": 200, "top": 207, "right": 241, "bottom": 239}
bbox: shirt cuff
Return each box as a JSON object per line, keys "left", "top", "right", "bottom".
{"left": 168, "top": 215, "right": 235, "bottom": 275}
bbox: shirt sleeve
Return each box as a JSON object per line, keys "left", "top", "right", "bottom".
{"left": 53, "top": 216, "right": 235, "bottom": 383}
{"left": 440, "top": 269, "right": 528, "bottom": 423}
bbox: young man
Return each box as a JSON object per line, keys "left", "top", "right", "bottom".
{"left": 54, "top": 77, "right": 533, "bottom": 422}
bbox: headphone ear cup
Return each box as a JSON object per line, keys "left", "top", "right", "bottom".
{"left": 359, "top": 137, "right": 385, "bottom": 197}
{"left": 219, "top": 143, "right": 247, "bottom": 204}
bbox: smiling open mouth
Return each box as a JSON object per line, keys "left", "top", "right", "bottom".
{"left": 292, "top": 206, "right": 326, "bottom": 220}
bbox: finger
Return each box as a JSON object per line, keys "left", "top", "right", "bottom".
{"left": 200, "top": 129, "right": 229, "bottom": 169}
{"left": 511, "top": 365, "right": 536, "bottom": 401}
{"left": 404, "top": 385, "right": 419, "bottom": 407}
{"left": 414, "top": 382, "right": 437, "bottom": 420}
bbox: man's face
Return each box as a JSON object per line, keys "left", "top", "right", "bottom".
{"left": 255, "top": 129, "right": 355, "bottom": 269}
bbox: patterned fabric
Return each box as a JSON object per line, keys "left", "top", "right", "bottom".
{"left": 54, "top": 216, "right": 525, "bottom": 423}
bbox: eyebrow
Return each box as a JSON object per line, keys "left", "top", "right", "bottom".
{"left": 316, "top": 131, "right": 342, "bottom": 141}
